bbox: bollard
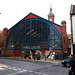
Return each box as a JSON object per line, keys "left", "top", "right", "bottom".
{"left": 10, "top": 57, "right": 12, "bottom": 59}
{"left": 27, "top": 57, "right": 29, "bottom": 61}
{"left": 14, "top": 56, "right": 16, "bottom": 59}
{"left": 18, "top": 57, "right": 21, "bottom": 60}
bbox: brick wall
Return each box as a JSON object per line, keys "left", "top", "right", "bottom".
{"left": 5, "top": 50, "right": 25, "bottom": 57}
{"left": 48, "top": 15, "right": 54, "bottom": 22}
{"left": 61, "top": 21, "right": 68, "bottom": 53}
{"left": 5, "top": 50, "right": 14, "bottom": 56}
{"left": 0, "top": 28, "right": 8, "bottom": 56}
{"left": 1, "top": 21, "right": 69, "bottom": 57}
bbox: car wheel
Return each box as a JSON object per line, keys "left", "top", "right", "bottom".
{"left": 66, "top": 63, "right": 70, "bottom": 67}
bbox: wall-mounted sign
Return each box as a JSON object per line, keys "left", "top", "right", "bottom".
{"left": 50, "top": 43, "right": 53, "bottom": 47}
{"left": 41, "top": 43, "right": 49, "bottom": 49}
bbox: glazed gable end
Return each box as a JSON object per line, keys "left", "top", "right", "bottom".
{"left": 6, "top": 12, "right": 62, "bottom": 40}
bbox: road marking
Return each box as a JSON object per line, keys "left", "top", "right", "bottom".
{"left": 8, "top": 66, "right": 22, "bottom": 71}
{"left": 0, "top": 63, "right": 8, "bottom": 70}
{"left": 29, "top": 70, "right": 33, "bottom": 72}
{"left": 17, "top": 68, "right": 21, "bottom": 70}
{"left": 7, "top": 66, "right": 48, "bottom": 75}
{"left": 7, "top": 70, "right": 27, "bottom": 75}
{"left": 13, "top": 68, "right": 18, "bottom": 71}
{"left": 35, "top": 72, "right": 41, "bottom": 74}
{"left": 43, "top": 73, "right": 48, "bottom": 75}
{"left": 0, "top": 64, "right": 48, "bottom": 75}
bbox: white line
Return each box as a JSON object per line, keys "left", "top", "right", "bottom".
{"left": 29, "top": 70, "right": 33, "bottom": 72}
{"left": 8, "top": 67, "right": 22, "bottom": 71}
{"left": 12, "top": 67, "right": 16, "bottom": 69}
{"left": 7, "top": 66, "right": 49, "bottom": 75}
{"left": 35, "top": 72, "right": 41, "bottom": 74}
{"left": 7, "top": 70, "right": 27, "bottom": 75}
{"left": 8, "top": 67, "right": 13, "bottom": 70}
{"left": 13, "top": 69, "right": 18, "bottom": 71}
{"left": 23, "top": 70, "right": 27, "bottom": 72}
{"left": 43, "top": 73, "right": 48, "bottom": 75}
{"left": 12, "top": 67, "right": 18, "bottom": 71}
{"left": 17, "top": 68, "right": 21, "bottom": 71}
{"left": 17, "top": 68, "right": 20, "bottom": 69}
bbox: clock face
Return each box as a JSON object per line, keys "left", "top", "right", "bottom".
{"left": 50, "top": 18, "right": 52, "bottom": 21}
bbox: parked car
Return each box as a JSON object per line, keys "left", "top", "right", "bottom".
{"left": 61, "top": 59, "right": 70, "bottom": 67}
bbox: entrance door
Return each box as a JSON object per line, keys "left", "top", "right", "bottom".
{"left": 14, "top": 44, "right": 21, "bottom": 56}
{"left": 14, "top": 49, "right": 21, "bottom": 56}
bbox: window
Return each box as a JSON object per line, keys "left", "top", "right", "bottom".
{"left": 6, "top": 20, "right": 61, "bottom": 49}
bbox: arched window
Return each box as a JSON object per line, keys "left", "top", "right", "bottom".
{"left": 6, "top": 19, "right": 62, "bottom": 49}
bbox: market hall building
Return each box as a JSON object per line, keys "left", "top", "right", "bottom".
{"left": 4, "top": 11, "right": 68, "bottom": 59}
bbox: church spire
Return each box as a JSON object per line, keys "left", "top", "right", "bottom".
{"left": 48, "top": 4, "right": 55, "bottom": 22}
{"left": 50, "top": 3, "right": 52, "bottom": 13}
{"left": 48, "top": 4, "right": 54, "bottom": 16}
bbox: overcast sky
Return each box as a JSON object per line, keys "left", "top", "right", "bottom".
{"left": 0, "top": 0, "right": 75, "bottom": 34}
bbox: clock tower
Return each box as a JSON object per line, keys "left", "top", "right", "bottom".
{"left": 48, "top": 7, "right": 54, "bottom": 22}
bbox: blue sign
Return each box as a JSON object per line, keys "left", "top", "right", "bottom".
{"left": 50, "top": 43, "right": 53, "bottom": 47}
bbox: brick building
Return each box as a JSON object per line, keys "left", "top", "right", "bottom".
{"left": 0, "top": 28, "right": 8, "bottom": 56}
{"left": 0, "top": 8, "right": 71, "bottom": 59}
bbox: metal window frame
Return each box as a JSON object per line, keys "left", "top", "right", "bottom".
{"left": 6, "top": 18, "right": 62, "bottom": 50}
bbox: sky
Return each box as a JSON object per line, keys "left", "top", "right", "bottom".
{"left": 0, "top": 0, "right": 75, "bottom": 34}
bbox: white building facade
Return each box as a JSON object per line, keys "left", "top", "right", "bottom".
{"left": 70, "top": 5, "right": 75, "bottom": 57}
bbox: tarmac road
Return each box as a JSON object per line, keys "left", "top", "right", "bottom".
{"left": 0, "top": 58, "right": 69, "bottom": 75}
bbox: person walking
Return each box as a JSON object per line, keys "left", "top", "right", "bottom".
{"left": 68, "top": 54, "right": 75, "bottom": 75}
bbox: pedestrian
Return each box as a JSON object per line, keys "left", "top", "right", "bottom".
{"left": 33, "top": 51, "right": 35, "bottom": 60}
{"left": 47, "top": 47, "right": 52, "bottom": 58}
{"left": 68, "top": 54, "right": 75, "bottom": 75}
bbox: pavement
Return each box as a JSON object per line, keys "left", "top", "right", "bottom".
{"left": 0, "top": 57, "right": 61, "bottom": 64}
